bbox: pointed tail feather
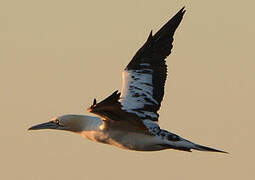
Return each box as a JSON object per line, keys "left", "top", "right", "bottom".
{"left": 193, "top": 144, "right": 228, "bottom": 153}
{"left": 162, "top": 138, "right": 227, "bottom": 153}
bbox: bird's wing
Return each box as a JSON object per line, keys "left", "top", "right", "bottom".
{"left": 88, "top": 8, "right": 185, "bottom": 133}
{"left": 88, "top": 91, "right": 150, "bottom": 133}
{"left": 119, "top": 8, "right": 185, "bottom": 123}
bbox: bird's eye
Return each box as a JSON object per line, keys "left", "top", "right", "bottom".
{"left": 54, "top": 119, "right": 64, "bottom": 127}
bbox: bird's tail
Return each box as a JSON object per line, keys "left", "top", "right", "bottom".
{"left": 192, "top": 143, "right": 227, "bottom": 153}
{"left": 162, "top": 138, "right": 227, "bottom": 153}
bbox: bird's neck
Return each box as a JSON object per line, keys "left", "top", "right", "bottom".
{"left": 81, "top": 115, "right": 102, "bottom": 131}
{"left": 66, "top": 115, "right": 102, "bottom": 132}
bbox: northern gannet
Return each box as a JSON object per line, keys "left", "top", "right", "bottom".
{"left": 29, "top": 7, "right": 226, "bottom": 153}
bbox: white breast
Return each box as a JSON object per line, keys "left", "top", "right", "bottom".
{"left": 80, "top": 130, "right": 167, "bottom": 151}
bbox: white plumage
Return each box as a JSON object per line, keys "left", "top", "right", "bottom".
{"left": 28, "top": 7, "right": 226, "bottom": 153}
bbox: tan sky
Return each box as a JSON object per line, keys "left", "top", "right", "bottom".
{"left": 0, "top": 0, "right": 254, "bottom": 179}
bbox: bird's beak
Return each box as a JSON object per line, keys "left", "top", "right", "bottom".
{"left": 28, "top": 121, "right": 58, "bottom": 131}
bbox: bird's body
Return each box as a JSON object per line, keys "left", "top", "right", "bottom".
{"left": 83, "top": 127, "right": 186, "bottom": 151}
{"left": 78, "top": 116, "right": 171, "bottom": 151}
{"left": 82, "top": 126, "right": 164, "bottom": 151}
{"left": 29, "top": 7, "right": 227, "bottom": 153}
{"left": 54, "top": 114, "right": 170, "bottom": 151}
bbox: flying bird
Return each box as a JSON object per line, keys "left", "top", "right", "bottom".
{"left": 29, "top": 7, "right": 226, "bottom": 153}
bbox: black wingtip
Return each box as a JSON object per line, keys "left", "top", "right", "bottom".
{"left": 180, "top": 6, "right": 185, "bottom": 12}
{"left": 153, "top": 6, "right": 186, "bottom": 42}
{"left": 149, "top": 30, "right": 153, "bottom": 37}
{"left": 146, "top": 30, "right": 154, "bottom": 44}
{"left": 175, "top": 6, "right": 186, "bottom": 18}
{"left": 177, "top": 6, "right": 186, "bottom": 15}
{"left": 113, "top": 90, "right": 121, "bottom": 97}
{"left": 93, "top": 98, "right": 97, "bottom": 106}
{"left": 149, "top": 30, "right": 153, "bottom": 39}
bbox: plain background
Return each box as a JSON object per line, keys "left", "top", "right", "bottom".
{"left": 0, "top": 0, "right": 254, "bottom": 179}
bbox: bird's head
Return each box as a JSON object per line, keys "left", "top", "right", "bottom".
{"left": 28, "top": 114, "right": 88, "bottom": 132}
